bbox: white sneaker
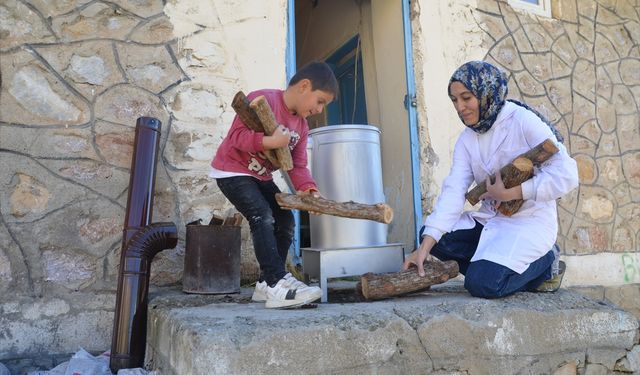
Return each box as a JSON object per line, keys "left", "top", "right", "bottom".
{"left": 282, "top": 273, "right": 322, "bottom": 304}
{"left": 251, "top": 281, "right": 268, "bottom": 302}
{"left": 265, "top": 277, "right": 322, "bottom": 309}
{"left": 282, "top": 273, "right": 316, "bottom": 291}
{"left": 251, "top": 274, "right": 313, "bottom": 302}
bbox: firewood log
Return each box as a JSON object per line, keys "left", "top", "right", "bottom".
{"left": 250, "top": 96, "right": 294, "bottom": 171}
{"left": 208, "top": 214, "right": 225, "bottom": 226}
{"left": 275, "top": 193, "right": 393, "bottom": 224}
{"left": 222, "top": 212, "right": 243, "bottom": 226}
{"left": 465, "top": 138, "right": 559, "bottom": 216}
{"left": 360, "top": 259, "right": 459, "bottom": 300}
{"left": 231, "top": 91, "right": 280, "bottom": 169}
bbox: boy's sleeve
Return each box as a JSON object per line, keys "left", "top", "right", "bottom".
{"left": 224, "top": 95, "right": 265, "bottom": 153}
{"left": 287, "top": 130, "right": 317, "bottom": 192}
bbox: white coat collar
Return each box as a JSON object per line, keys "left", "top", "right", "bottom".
{"left": 463, "top": 101, "right": 519, "bottom": 173}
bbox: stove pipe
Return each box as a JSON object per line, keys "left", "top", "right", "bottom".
{"left": 110, "top": 117, "right": 178, "bottom": 372}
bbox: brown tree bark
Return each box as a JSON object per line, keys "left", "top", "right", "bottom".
{"left": 275, "top": 192, "right": 394, "bottom": 224}
{"left": 231, "top": 91, "right": 281, "bottom": 168}
{"left": 465, "top": 139, "right": 559, "bottom": 216}
{"left": 231, "top": 91, "right": 263, "bottom": 132}
{"left": 250, "top": 95, "right": 294, "bottom": 171}
{"left": 360, "top": 260, "right": 459, "bottom": 300}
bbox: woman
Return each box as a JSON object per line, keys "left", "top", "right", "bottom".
{"left": 403, "top": 61, "right": 579, "bottom": 298}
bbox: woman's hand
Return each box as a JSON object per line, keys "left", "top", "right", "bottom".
{"left": 479, "top": 171, "right": 522, "bottom": 207}
{"left": 402, "top": 236, "right": 436, "bottom": 277}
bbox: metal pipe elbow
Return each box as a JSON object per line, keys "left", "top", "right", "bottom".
{"left": 124, "top": 222, "right": 178, "bottom": 260}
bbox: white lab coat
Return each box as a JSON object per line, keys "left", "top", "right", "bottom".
{"left": 423, "top": 101, "right": 579, "bottom": 274}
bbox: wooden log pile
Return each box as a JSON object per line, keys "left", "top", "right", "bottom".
{"left": 206, "top": 210, "right": 243, "bottom": 227}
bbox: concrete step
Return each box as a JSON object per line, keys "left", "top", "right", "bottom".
{"left": 145, "top": 282, "right": 639, "bottom": 375}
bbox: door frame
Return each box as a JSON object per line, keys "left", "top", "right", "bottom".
{"left": 286, "top": 0, "right": 423, "bottom": 259}
{"left": 401, "top": 0, "right": 423, "bottom": 248}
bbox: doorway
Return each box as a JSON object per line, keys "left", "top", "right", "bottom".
{"left": 293, "top": 0, "right": 418, "bottom": 250}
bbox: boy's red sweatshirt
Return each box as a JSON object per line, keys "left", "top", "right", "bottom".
{"left": 212, "top": 89, "right": 317, "bottom": 192}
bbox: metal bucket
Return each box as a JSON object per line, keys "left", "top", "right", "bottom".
{"left": 183, "top": 225, "right": 240, "bottom": 294}
{"left": 308, "top": 125, "right": 387, "bottom": 248}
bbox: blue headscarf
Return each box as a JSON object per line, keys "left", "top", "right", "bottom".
{"left": 448, "top": 61, "right": 564, "bottom": 143}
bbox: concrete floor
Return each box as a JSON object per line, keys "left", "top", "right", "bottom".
{"left": 145, "top": 280, "right": 640, "bottom": 374}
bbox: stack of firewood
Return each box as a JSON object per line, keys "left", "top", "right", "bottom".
{"left": 188, "top": 210, "right": 243, "bottom": 227}
{"left": 210, "top": 210, "right": 243, "bottom": 227}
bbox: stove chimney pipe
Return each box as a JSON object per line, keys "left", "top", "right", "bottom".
{"left": 110, "top": 117, "right": 178, "bottom": 372}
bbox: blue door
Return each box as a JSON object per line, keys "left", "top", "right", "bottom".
{"left": 325, "top": 36, "right": 368, "bottom": 125}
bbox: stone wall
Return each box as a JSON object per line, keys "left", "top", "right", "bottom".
{"left": 414, "top": 0, "right": 639, "bottom": 286}
{"left": 0, "top": 0, "right": 288, "bottom": 369}
{"left": 472, "top": 0, "right": 640, "bottom": 286}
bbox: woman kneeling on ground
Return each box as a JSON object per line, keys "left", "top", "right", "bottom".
{"left": 402, "top": 61, "right": 579, "bottom": 298}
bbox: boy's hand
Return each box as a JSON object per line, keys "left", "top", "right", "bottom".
{"left": 272, "top": 124, "right": 291, "bottom": 147}
{"left": 298, "top": 189, "right": 322, "bottom": 215}
{"left": 263, "top": 124, "right": 291, "bottom": 150}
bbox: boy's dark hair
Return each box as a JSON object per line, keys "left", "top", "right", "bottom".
{"left": 289, "top": 61, "right": 339, "bottom": 98}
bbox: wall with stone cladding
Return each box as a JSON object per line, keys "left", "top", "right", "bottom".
{"left": 414, "top": 0, "right": 639, "bottom": 287}
{"left": 0, "top": 0, "right": 288, "bottom": 369}
{"left": 475, "top": 0, "right": 640, "bottom": 286}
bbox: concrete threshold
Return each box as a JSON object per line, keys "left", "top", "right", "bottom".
{"left": 145, "top": 281, "right": 639, "bottom": 375}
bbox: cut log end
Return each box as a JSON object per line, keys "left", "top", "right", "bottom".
{"left": 512, "top": 157, "right": 533, "bottom": 171}
{"left": 379, "top": 204, "right": 394, "bottom": 224}
{"left": 542, "top": 139, "right": 559, "bottom": 154}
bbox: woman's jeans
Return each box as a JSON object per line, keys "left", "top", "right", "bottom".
{"left": 217, "top": 176, "right": 294, "bottom": 286}
{"left": 421, "top": 221, "right": 554, "bottom": 299}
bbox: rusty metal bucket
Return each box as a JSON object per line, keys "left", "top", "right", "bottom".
{"left": 183, "top": 224, "right": 241, "bottom": 294}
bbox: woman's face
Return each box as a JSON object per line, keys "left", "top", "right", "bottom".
{"left": 449, "top": 81, "right": 480, "bottom": 126}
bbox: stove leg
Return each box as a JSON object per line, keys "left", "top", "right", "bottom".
{"left": 320, "top": 270, "right": 328, "bottom": 303}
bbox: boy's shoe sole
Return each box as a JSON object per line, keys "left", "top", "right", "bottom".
{"left": 535, "top": 260, "right": 566, "bottom": 293}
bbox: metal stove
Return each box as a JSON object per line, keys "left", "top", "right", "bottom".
{"left": 303, "top": 125, "right": 405, "bottom": 302}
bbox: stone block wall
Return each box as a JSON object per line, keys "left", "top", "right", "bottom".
{"left": 414, "top": 0, "right": 639, "bottom": 286}
{"left": 469, "top": 0, "right": 640, "bottom": 286}
{"left": 0, "top": 0, "right": 288, "bottom": 369}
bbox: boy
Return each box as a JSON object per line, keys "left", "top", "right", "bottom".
{"left": 211, "top": 61, "right": 338, "bottom": 308}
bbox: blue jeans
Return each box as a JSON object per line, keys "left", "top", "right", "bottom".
{"left": 421, "top": 221, "right": 554, "bottom": 299}
{"left": 216, "top": 176, "right": 294, "bottom": 286}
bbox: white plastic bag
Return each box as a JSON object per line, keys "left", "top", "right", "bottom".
{"left": 117, "top": 369, "right": 157, "bottom": 375}
{"left": 27, "top": 361, "right": 67, "bottom": 375}
{"left": 0, "top": 362, "right": 10, "bottom": 375}
{"left": 64, "top": 348, "right": 111, "bottom": 375}
{"left": 25, "top": 348, "right": 156, "bottom": 375}
{"left": 27, "top": 348, "right": 111, "bottom": 375}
